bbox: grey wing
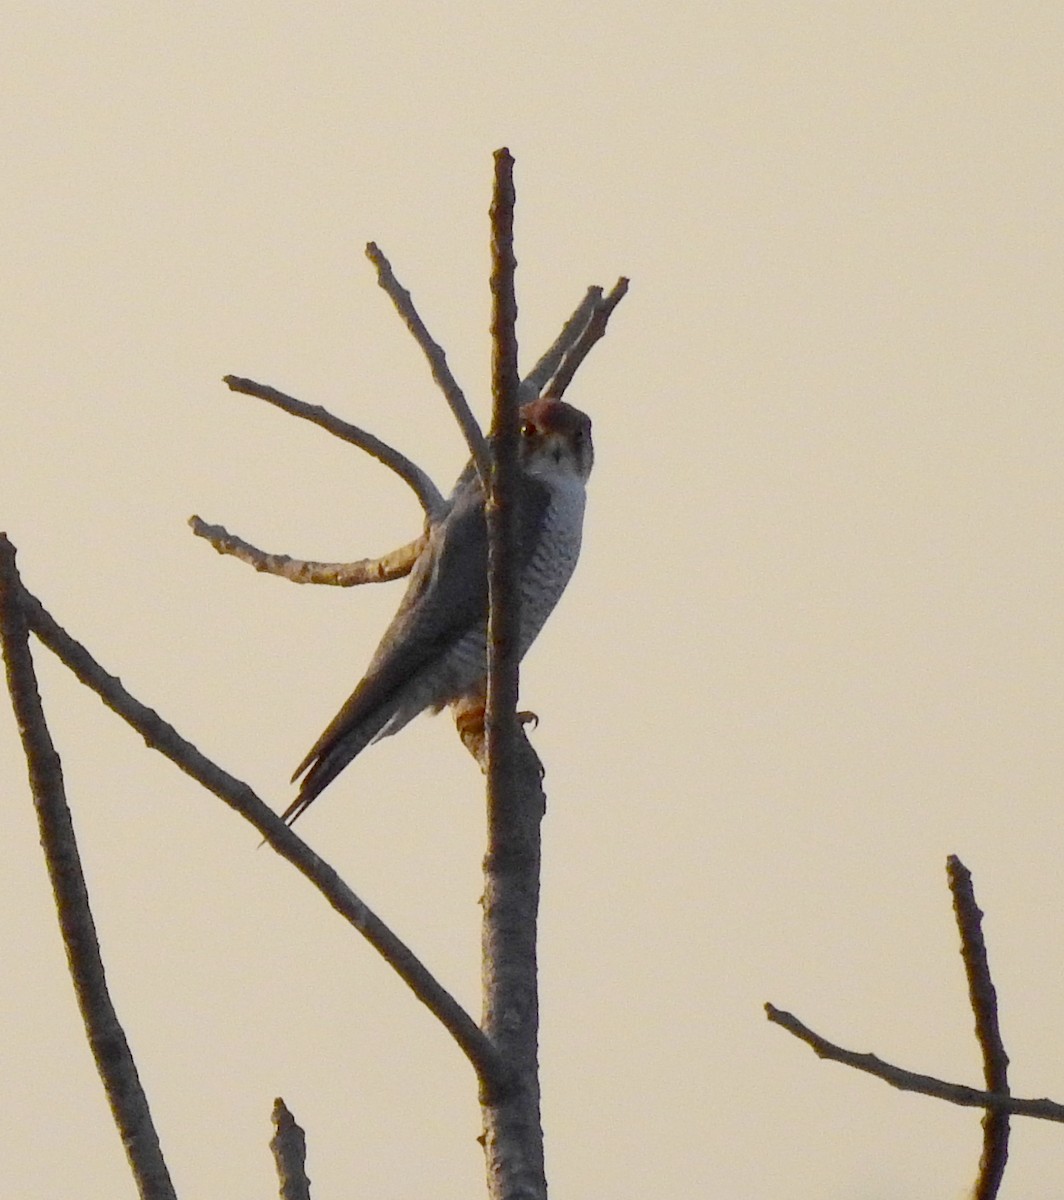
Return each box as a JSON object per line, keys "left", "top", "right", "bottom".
{"left": 283, "top": 471, "right": 551, "bottom": 823}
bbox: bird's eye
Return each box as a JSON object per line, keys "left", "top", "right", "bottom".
{"left": 520, "top": 421, "right": 536, "bottom": 438}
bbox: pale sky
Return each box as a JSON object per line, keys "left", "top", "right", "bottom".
{"left": 4, "top": 4, "right": 1064, "bottom": 1198}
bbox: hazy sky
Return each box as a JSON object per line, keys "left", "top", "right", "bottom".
{"left": 4, "top": 5, "right": 1064, "bottom": 1198}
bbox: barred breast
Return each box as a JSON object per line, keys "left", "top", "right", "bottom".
{"left": 376, "top": 475, "right": 586, "bottom": 739}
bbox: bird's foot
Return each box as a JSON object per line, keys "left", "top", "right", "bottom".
{"left": 451, "top": 701, "right": 543, "bottom": 773}
{"left": 452, "top": 695, "right": 487, "bottom": 768}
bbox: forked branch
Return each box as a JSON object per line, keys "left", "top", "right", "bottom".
{"left": 192, "top": 256, "right": 626, "bottom": 594}
{"left": 4, "top": 545, "right": 509, "bottom": 1099}
{"left": 5, "top": 152, "right": 628, "bottom": 1200}
{"left": 544, "top": 276, "right": 629, "bottom": 401}
{"left": 767, "top": 856, "right": 1058, "bottom": 1200}
{"left": 519, "top": 286, "right": 602, "bottom": 401}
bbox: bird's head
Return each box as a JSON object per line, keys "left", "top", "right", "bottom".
{"left": 517, "top": 397, "right": 594, "bottom": 486}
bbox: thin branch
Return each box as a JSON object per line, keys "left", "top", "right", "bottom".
{"left": 11, "top": 565, "right": 509, "bottom": 1097}
{"left": 948, "top": 856, "right": 1010, "bottom": 1200}
{"left": 480, "top": 146, "right": 548, "bottom": 1200}
{"left": 765, "top": 1004, "right": 1064, "bottom": 1122}
{"left": 519, "top": 286, "right": 602, "bottom": 402}
{"left": 486, "top": 143, "right": 522, "bottom": 709}
{"left": 188, "top": 516, "right": 425, "bottom": 586}
{"left": 270, "top": 1098, "right": 311, "bottom": 1200}
{"left": 222, "top": 375, "right": 446, "bottom": 518}
{"left": 544, "top": 277, "right": 630, "bottom": 401}
{"left": 0, "top": 536, "right": 178, "bottom": 1200}
{"left": 364, "top": 241, "right": 491, "bottom": 481}
{"left": 202, "top": 277, "right": 625, "bottom": 592}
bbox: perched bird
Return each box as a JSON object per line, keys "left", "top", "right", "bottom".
{"left": 282, "top": 396, "right": 594, "bottom": 825}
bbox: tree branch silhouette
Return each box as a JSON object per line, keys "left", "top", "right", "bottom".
{"left": 189, "top": 516, "right": 426, "bottom": 586}
{"left": 190, "top": 278, "right": 622, "bottom": 593}
{"left": 365, "top": 239, "right": 491, "bottom": 482}
{"left": 544, "top": 276, "right": 629, "bottom": 402}
{"left": 479, "top": 146, "right": 548, "bottom": 1200}
{"left": 0, "top": 536, "right": 178, "bottom": 1200}
{"left": 519, "top": 285, "right": 602, "bottom": 401}
{"left": 765, "top": 1003, "right": 1064, "bottom": 1122}
{"left": 270, "top": 1097, "right": 312, "bottom": 1200}
{"left": 948, "top": 855, "right": 1010, "bottom": 1199}
{"left": 767, "top": 856, "right": 1064, "bottom": 1199}
{"left": 9, "top": 555, "right": 508, "bottom": 1098}
{"left": 4, "top": 150, "right": 628, "bottom": 1199}
{"left": 222, "top": 374, "right": 446, "bottom": 517}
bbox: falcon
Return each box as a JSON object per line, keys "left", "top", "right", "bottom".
{"left": 282, "top": 396, "right": 594, "bottom": 825}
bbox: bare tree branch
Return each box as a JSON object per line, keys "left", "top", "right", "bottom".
{"left": 949, "top": 855, "right": 1010, "bottom": 1200}
{"left": 545, "top": 277, "right": 630, "bottom": 401}
{"left": 765, "top": 1004, "right": 1064, "bottom": 1121}
{"left": 480, "top": 146, "right": 548, "bottom": 1200}
{"left": 519, "top": 286, "right": 603, "bottom": 401}
{"left": 188, "top": 516, "right": 425, "bottom": 586}
{"left": 222, "top": 374, "right": 446, "bottom": 519}
{"left": 9, "top": 561, "right": 509, "bottom": 1097}
{"left": 0, "top": 535, "right": 178, "bottom": 1200}
{"left": 486, "top": 146, "right": 522, "bottom": 730}
{"left": 196, "top": 273, "right": 628, "bottom": 596}
{"left": 270, "top": 1097, "right": 311, "bottom": 1200}
{"left": 769, "top": 858, "right": 1024, "bottom": 1194}
{"left": 364, "top": 241, "right": 491, "bottom": 481}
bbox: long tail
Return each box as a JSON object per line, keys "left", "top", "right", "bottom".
{"left": 282, "top": 705, "right": 393, "bottom": 826}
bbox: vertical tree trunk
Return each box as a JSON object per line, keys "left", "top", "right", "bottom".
{"left": 480, "top": 147, "right": 549, "bottom": 1200}
{"left": 480, "top": 736, "right": 547, "bottom": 1200}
